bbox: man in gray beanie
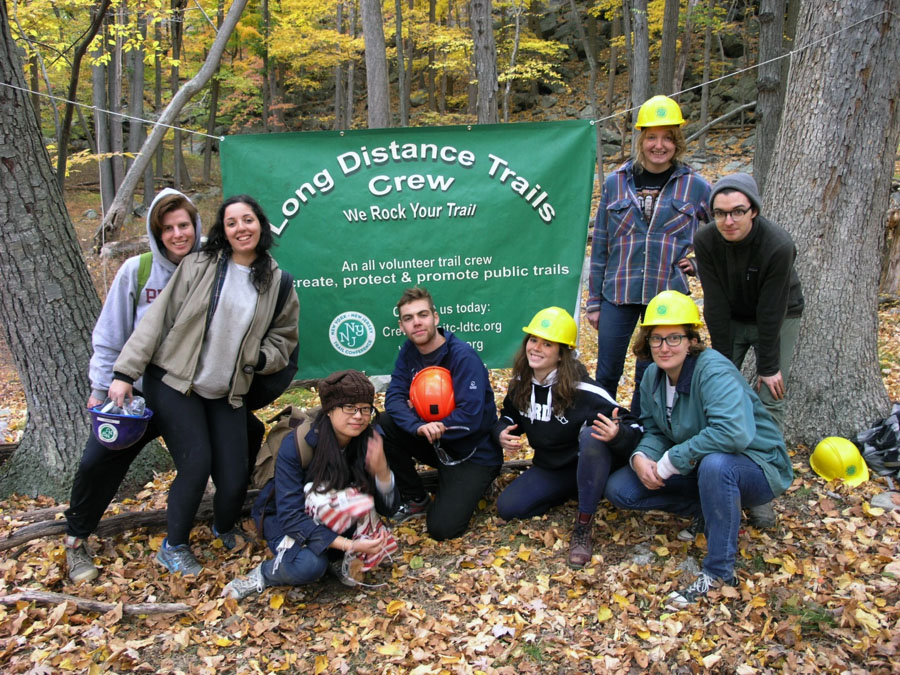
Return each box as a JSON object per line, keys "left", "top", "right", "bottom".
{"left": 693, "top": 172, "right": 804, "bottom": 528}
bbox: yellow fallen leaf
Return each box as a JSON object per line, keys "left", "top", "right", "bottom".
{"left": 747, "top": 595, "right": 766, "bottom": 608}
{"left": 612, "top": 593, "right": 629, "bottom": 609}
{"left": 654, "top": 546, "right": 670, "bottom": 557}
{"left": 637, "top": 630, "right": 651, "bottom": 640}
{"left": 597, "top": 606, "right": 613, "bottom": 622}
{"left": 781, "top": 557, "right": 797, "bottom": 575}
{"left": 269, "top": 594, "right": 285, "bottom": 610}
{"left": 386, "top": 600, "right": 406, "bottom": 615}
{"left": 496, "top": 547, "right": 511, "bottom": 556}
{"left": 517, "top": 549, "right": 531, "bottom": 561}
{"left": 215, "top": 637, "right": 232, "bottom": 647}
{"left": 863, "top": 502, "right": 885, "bottom": 517}
{"left": 855, "top": 608, "right": 882, "bottom": 634}
{"left": 492, "top": 558, "right": 506, "bottom": 567}
{"left": 377, "top": 643, "right": 407, "bottom": 656}
{"left": 314, "top": 655, "right": 328, "bottom": 674}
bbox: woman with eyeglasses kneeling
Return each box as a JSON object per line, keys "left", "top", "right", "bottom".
{"left": 495, "top": 307, "right": 641, "bottom": 568}
{"left": 604, "top": 291, "right": 793, "bottom": 608}
{"left": 223, "top": 370, "right": 399, "bottom": 599}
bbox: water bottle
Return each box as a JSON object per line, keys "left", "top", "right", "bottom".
{"left": 127, "top": 396, "right": 146, "bottom": 417}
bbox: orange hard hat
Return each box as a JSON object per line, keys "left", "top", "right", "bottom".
{"left": 410, "top": 366, "right": 455, "bottom": 421}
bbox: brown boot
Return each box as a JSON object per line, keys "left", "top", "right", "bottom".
{"left": 567, "top": 514, "right": 593, "bottom": 568}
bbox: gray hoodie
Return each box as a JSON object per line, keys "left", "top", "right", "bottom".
{"left": 88, "top": 189, "right": 203, "bottom": 400}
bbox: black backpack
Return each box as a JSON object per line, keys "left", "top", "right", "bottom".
{"left": 244, "top": 271, "right": 299, "bottom": 411}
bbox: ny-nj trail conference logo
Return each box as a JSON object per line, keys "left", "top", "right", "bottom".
{"left": 329, "top": 311, "right": 376, "bottom": 357}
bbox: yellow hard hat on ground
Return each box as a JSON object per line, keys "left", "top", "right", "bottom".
{"left": 810, "top": 437, "right": 869, "bottom": 486}
{"left": 635, "top": 95, "right": 685, "bottom": 129}
{"left": 523, "top": 307, "right": 577, "bottom": 348}
{"left": 641, "top": 291, "right": 702, "bottom": 327}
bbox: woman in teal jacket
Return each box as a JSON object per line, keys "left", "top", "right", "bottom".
{"left": 604, "top": 291, "right": 793, "bottom": 608}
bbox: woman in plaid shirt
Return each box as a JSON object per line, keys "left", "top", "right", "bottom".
{"left": 586, "top": 95, "right": 710, "bottom": 418}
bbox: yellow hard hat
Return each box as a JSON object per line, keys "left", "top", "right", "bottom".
{"left": 641, "top": 291, "right": 702, "bottom": 327}
{"left": 635, "top": 95, "right": 685, "bottom": 129}
{"left": 810, "top": 437, "right": 869, "bottom": 486}
{"left": 523, "top": 307, "right": 577, "bottom": 348}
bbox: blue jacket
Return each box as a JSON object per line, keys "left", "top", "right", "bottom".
{"left": 385, "top": 328, "right": 502, "bottom": 467}
{"left": 634, "top": 349, "right": 793, "bottom": 496}
{"left": 587, "top": 160, "right": 710, "bottom": 310}
{"left": 252, "top": 422, "right": 398, "bottom": 557}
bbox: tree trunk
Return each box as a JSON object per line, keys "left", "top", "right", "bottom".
{"left": 470, "top": 0, "right": 498, "bottom": 124}
{"left": 334, "top": 1, "right": 345, "bottom": 130}
{"left": 502, "top": 2, "right": 524, "bottom": 124}
{"left": 203, "top": 0, "right": 225, "bottom": 182}
{"left": 568, "top": 0, "right": 600, "bottom": 175}
{"left": 346, "top": 0, "right": 358, "bottom": 127}
{"left": 395, "top": 0, "right": 409, "bottom": 126}
{"left": 54, "top": 0, "right": 111, "bottom": 192}
{"left": 0, "top": 0, "right": 102, "bottom": 499}
{"left": 753, "top": 0, "right": 785, "bottom": 192}
{"left": 698, "top": 0, "right": 713, "bottom": 156}
{"left": 154, "top": 23, "right": 163, "bottom": 178}
{"left": 656, "top": 0, "right": 679, "bottom": 95}
{"left": 882, "top": 204, "right": 900, "bottom": 295}
{"left": 630, "top": 0, "right": 649, "bottom": 140}
{"left": 361, "top": 0, "right": 391, "bottom": 127}
{"left": 170, "top": 0, "right": 187, "bottom": 189}
{"left": 765, "top": 0, "right": 899, "bottom": 445}
{"left": 108, "top": 6, "right": 125, "bottom": 201}
{"left": 673, "top": 0, "right": 699, "bottom": 94}
{"left": 606, "top": 11, "right": 620, "bottom": 114}
{"left": 91, "top": 23, "right": 115, "bottom": 216}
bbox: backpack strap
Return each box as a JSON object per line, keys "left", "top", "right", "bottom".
{"left": 274, "top": 270, "right": 293, "bottom": 319}
{"left": 134, "top": 251, "right": 153, "bottom": 314}
{"left": 293, "top": 405, "right": 319, "bottom": 469}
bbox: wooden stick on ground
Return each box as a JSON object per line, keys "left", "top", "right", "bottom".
{"left": 0, "top": 589, "right": 191, "bottom": 615}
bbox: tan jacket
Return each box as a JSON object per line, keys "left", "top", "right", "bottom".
{"left": 114, "top": 251, "right": 299, "bottom": 407}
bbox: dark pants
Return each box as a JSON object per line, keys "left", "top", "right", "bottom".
{"left": 496, "top": 426, "right": 627, "bottom": 520}
{"left": 65, "top": 395, "right": 264, "bottom": 540}
{"left": 605, "top": 453, "right": 775, "bottom": 579}
{"left": 593, "top": 298, "right": 651, "bottom": 416}
{"left": 379, "top": 412, "right": 500, "bottom": 541}
{"left": 143, "top": 369, "right": 251, "bottom": 546}
{"left": 65, "top": 413, "right": 161, "bottom": 539}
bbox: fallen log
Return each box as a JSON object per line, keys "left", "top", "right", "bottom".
{"left": 0, "top": 589, "right": 191, "bottom": 615}
{"left": 2, "top": 504, "right": 67, "bottom": 524}
{"left": 0, "top": 490, "right": 260, "bottom": 553}
{"left": 0, "top": 461, "right": 532, "bottom": 552}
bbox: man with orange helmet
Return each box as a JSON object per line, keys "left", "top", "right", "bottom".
{"left": 378, "top": 287, "right": 502, "bottom": 540}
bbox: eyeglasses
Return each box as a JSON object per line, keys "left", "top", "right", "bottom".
{"left": 712, "top": 206, "right": 751, "bottom": 221}
{"left": 340, "top": 404, "right": 375, "bottom": 417}
{"left": 648, "top": 334, "right": 688, "bottom": 348}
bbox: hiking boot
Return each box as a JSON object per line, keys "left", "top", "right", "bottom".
{"left": 676, "top": 514, "right": 705, "bottom": 542}
{"left": 392, "top": 496, "right": 429, "bottom": 523}
{"left": 746, "top": 502, "right": 776, "bottom": 529}
{"left": 222, "top": 564, "right": 266, "bottom": 600}
{"left": 65, "top": 537, "right": 99, "bottom": 583}
{"left": 156, "top": 538, "right": 203, "bottom": 575}
{"left": 567, "top": 521, "right": 593, "bottom": 568}
{"left": 666, "top": 571, "right": 738, "bottom": 609}
{"left": 212, "top": 524, "right": 238, "bottom": 550}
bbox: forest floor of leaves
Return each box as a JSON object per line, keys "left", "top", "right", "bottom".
{"left": 2, "top": 129, "right": 900, "bottom": 673}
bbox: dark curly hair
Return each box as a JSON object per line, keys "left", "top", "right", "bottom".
{"left": 203, "top": 194, "right": 276, "bottom": 291}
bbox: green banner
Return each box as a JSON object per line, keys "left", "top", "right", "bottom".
{"left": 220, "top": 121, "right": 596, "bottom": 378}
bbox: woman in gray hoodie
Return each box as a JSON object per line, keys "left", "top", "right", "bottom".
{"left": 63, "top": 189, "right": 203, "bottom": 584}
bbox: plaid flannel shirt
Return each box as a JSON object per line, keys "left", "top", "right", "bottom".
{"left": 587, "top": 160, "right": 710, "bottom": 310}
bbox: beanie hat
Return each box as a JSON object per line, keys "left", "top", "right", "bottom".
{"left": 318, "top": 370, "right": 374, "bottom": 412}
{"left": 710, "top": 172, "right": 762, "bottom": 213}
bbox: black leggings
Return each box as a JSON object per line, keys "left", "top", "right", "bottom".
{"left": 144, "top": 369, "right": 249, "bottom": 546}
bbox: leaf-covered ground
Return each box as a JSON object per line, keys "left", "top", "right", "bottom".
{"left": 2, "top": 296, "right": 899, "bottom": 673}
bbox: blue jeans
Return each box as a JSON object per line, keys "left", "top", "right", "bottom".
{"left": 497, "top": 427, "right": 625, "bottom": 520}
{"left": 594, "top": 299, "right": 651, "bottom": 416}
{"left": 261, "top": 538, "right": 329, "bottom": 587}
{"left": 605, "top": 453, "right": 774, "bottom": 579}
